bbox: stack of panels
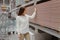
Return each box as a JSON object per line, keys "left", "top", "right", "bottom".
{"left": 26, "top": 0, "right": 60, "bottom": 31}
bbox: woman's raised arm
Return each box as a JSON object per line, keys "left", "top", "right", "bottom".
{"left": 25, "top": 8, "right": 36, "bottom": 19}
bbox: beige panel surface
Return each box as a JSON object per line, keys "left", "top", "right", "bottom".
{"left": 26, "top": 0, "right": 60, "bottom": 31}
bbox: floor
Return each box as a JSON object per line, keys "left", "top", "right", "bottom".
{"left": 0, "top": 28, "right": 59, "bottom": 40}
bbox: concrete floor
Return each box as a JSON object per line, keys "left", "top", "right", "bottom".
{"left": 35, "top": 32, "right": 58, "bottom": 40}
{"left": 0, "top": 28, "right": 59, "bottom": 40}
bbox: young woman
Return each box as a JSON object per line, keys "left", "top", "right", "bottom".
{"left": 16, "top": 7, "right": 36, "bottom": 40}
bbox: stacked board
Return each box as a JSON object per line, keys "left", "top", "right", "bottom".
{"left": 26, "top": 0, "right": 60, "bottom": 31}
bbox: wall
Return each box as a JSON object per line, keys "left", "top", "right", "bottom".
{"left": 26, "top": 0, "right": 60, "bottom": 31}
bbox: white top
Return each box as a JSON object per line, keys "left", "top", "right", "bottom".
{"left": 16, "top": 10, "right": 36, "bottom": 34}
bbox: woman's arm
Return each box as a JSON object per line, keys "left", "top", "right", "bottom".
{"left": 26, "top": 8, "right": 36, "bottom": 19}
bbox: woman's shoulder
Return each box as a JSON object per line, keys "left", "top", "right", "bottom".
{"left": 16, "top": 16, "right": 25, "bottom": 18}
{"left": 16, "top": 16, "right": 21, "bottom": 18}
{"left": 25, "top": 14, "right": 27, "bottom": 16}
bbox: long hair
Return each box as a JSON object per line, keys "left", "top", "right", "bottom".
{"left": 18, "top": 7, "right": 25, "bottom": 16}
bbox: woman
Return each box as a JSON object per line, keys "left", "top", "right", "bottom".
{"left": 16, "top": 7, "right": 36, "bottom": 40}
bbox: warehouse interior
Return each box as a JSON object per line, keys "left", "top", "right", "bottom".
{"left": 0, "top": 0, "right": 60, "bottom": 40}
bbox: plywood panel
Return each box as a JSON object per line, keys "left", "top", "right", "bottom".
{"left": 26, "top": 0, "right": 60, "bottom": 31}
